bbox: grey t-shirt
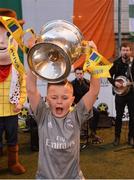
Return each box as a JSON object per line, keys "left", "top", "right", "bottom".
{"left": 34, "top": 98, "right": 91, "bottom": 179}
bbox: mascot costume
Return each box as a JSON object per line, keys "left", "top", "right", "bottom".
{"left": 0, "top": 8, "right": 26, "bottom": 174}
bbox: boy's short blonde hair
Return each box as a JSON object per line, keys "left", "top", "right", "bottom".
{"left": 47, "top": 79, "right": 74, "bottom": 94}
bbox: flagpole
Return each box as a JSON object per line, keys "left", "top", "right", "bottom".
{"left": 118, "top": 0, "right": 121, "bottom": 56}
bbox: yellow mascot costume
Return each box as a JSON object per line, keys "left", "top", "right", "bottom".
{"left": 0, "top": 8, "right": 26, "bottom": 174}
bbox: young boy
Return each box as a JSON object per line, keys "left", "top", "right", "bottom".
{"left": 26, "top": 64, "right": 100, "bottom": 179}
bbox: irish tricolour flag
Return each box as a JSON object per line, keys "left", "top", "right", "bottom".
{"left": 1, "top": 0, "right": 115, "bottom": 61}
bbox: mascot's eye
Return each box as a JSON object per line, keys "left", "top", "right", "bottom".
{"left": 7, "top": 32, "right": 11, "bottom": 37}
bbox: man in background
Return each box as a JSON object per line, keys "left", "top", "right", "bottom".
{"left": 108, "top": 42, "right": 134, "bottom": 146}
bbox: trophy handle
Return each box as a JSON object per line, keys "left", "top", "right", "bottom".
{"left": 21, "top": 28, "right": 36, "bottom": 53}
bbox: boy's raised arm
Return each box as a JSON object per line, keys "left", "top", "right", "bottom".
{"left": 26, "top": 70, "right": 41, "bottom": 112}
{"left": 82, "top": 75, "right": 100, "bottom": 112}
{"left": 82, "top": 40, "right": 100, "bottom": 111}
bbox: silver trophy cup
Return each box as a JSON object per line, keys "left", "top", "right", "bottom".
{"left": 27, "top": 20, "right": 84, "bottom": 83}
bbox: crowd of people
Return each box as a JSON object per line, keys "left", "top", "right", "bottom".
{"left": 0, "top": 7, "right": 134, "bottom": 180}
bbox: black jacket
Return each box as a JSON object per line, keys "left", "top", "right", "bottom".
{"left": 71, "top": 78, "right": 90, "bottom": 104}
{"left": 108, "top": 57, "right": 134, "bottom": 86}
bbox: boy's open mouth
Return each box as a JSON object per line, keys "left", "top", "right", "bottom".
{"left": 56, "top": 107, "right": 63, "bottom": 114}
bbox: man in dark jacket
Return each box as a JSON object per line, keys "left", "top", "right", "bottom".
{"left": 108, "top": 42, "right": 134, "bottom": 146}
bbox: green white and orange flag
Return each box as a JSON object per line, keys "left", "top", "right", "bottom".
{"left": 0, "top": 0, "right": 115, "bottom": 78}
